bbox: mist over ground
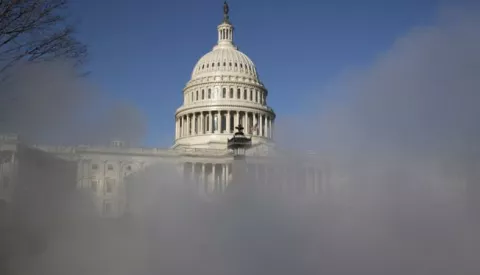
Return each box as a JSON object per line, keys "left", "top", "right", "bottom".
{"left": 3, "top": 4, "right": 480, "bottom": 275}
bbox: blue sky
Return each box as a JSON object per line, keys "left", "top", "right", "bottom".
{"left": 70, "top": 0, "right": 455, "bottom": 147}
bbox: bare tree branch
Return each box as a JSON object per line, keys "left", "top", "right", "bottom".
{"left": 0, "top": 0, "right": 86, "bottom": 80}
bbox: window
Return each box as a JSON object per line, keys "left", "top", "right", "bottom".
{"left": 229, "top": 62, "right": 232, "bottom": 67}
{"left": 105, "top": 178, "right": 114, "bottom": 193}
{"left": 217, "top": 62, "right": 220, "bottom": 67}
{"left": 196, "top": 90, "right": 198, "bottom": 100}
{"left": 108, "top": 164, "right": 113, "bottom": 171}
{"left": 191, "top": 93, "right": 193, "bottom": 102}
{"left": 244, "top": 89, "right": 247, "bottom": 99}
{"left": 206, "top": 63, "right": 209, "bottom": 68}
{"left": 255, "top": 91, "right": 258, "bottom": 102}
{"left": 223, "top": 62, "right": 226, "bottom": 66}
{"left": 202, "top": 90, "right": 205, "bottom": 100}
{"left": 91, "top": 180, "right": 97, "bottom": 192}
{"left": 222, "top": 88, "right": 226, "bottom": 98}
{"left": 92, "top": 164, "right": 98, "bottom": 170}
{"left": 212, "top": 63, "right": 215, "bottom": 67}
{"left": 208, "top": 89, "right": 211, "bottom": 99}
{"left": 229, "top": 88, "right": 233, "bottom": 98}
{"left": 202, "top": 65, "right": 204, "bottom": 69}
{"left": 250, "top": 90, "right": 253, "bottom": 100}
{"left": 235, "top": 63, "right": 237, "bottom": 67}
{"left": 127, "top": 166, "right": 131, "bottom": 171}
{"left": 240, "top": 64, "right": 243, "bottom": 68}
{"left": 237, "top": 89, "right": 241, "bottom": 99}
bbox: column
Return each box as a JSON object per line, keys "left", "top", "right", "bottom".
{"left": 235, "top": 110, "right": 239, "bottom": 128}
{"left": 193, "top": 113, "right": 197, "bottom": 135}
{"left": 180, "top": 116, "right": 184, "bottom": 137}
{"left": 259, "top": 114, "right": 264, "bottom": 137}
{"left": 265, "top": 116, "right": 269, "bottom": 138}
{"left": 253, "top": 113, "right": 258, "bottom": 135}
{"left": 178, "top": 118, "right": 181, "bottom": 138}
{"left": 182, "top": 115, "right": 185, "bottom": 136}
{"left": 227, "top": 111, "right": 231, "bottom": 133}
{"left": 209, "top": 111, "right": 213, "bottom": 134}
{"left": 199, "top": 112, "right": 204, "bottom": 134}
{"left": 268, "top": 118, "right": 272, "bottom": 138}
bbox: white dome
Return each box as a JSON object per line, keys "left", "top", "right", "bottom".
{"left": 191, "top": 46, "right": 259, "bottom": 80}
{"left": 174, "top": 7, "right": 275, "bottom": 150}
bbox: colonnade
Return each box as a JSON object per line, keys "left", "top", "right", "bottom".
{"left": 176, "top": 110, "right": 274, "bottom": 139}
{"left": 182, "top": 162, "right": 323, "bottom": 195}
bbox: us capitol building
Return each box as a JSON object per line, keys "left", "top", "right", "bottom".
{"left": 0, "top": 4, "right": 328, "bottom": 218}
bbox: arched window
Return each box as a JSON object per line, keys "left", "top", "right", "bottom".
{"left": 208, "top": 89, "right": 211, "bottom": 99}
{"left": 222, "top": 88, "right": 226, "bottom": 98}
{"left": 237, "top": 88, "right": 241, "bottom": 99}
{"left": 229, "top": 88, "right": 233, "bottom": 98}
{"left": 202, "top": 89, "right": 205, "bottom": 99}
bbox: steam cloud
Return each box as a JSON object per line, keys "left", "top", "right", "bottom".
{"left": 4, "top": 4, "right": 480, "bottom": 275}
{"left": 0, "top": 61, "right": 146, "bottom": 145}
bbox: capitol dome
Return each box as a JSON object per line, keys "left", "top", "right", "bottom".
{"left": 191, "top": 45, "right": 260, "bottom": 81}
{"left": 174, "top": 3, "right": 275, "bottom": 149}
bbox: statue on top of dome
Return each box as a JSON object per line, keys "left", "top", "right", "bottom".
{"left": 223, "top": 1, "right": 229, "bottom": 15}
{"left": 223, "top": 1, "right": 230, "bottom": 23}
